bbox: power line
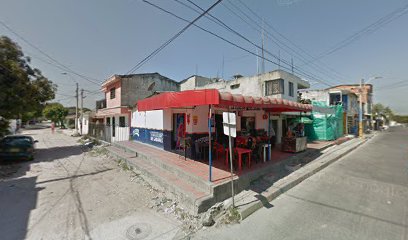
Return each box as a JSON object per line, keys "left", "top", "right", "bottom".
{"left": 221, "top": 1, "right": 337, "bottom": 84}
{"left": 147, "top": 0, "right": 329, "bottom": 85}
{"left": 126, "top": 0, "right": 223, "bottom": 74}
{"left": 55, "top": 92, "right": 75, "bottom": 97}
{"left": 234, "top": 0, "right": 350, "bottom": 81}
{"left": 309, "top": 2, "right": 408, "bottom": 63}
{"left": 149, "top": 0, "right": 332, "bottom": 86}
{"left": 378, "top": 79, "right": 408, "bottom": 90}
{"left": 0, "top": 20, "right": 102, "bottom": 86}
{"left": 183, "top": 0, "right": 295, "bottom": 68}
{"left": 222, "top": 0, "right": 343, "bottom": 85}
{"left": 55, "top": 96, "right": 74, "bottom": 102}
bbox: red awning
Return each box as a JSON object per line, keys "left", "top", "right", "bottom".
{"left": 137, "top": 89, "right": 312, "bottom": 112}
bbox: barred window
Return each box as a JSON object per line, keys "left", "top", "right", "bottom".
{"left": 119, "top": 116, "right": 126, "bottom": 127}
{"left": 110, "top": 87, "right": 116, "bottom": 99}
{"left": 265, "top": 79, "right": 284, "bottom": 96}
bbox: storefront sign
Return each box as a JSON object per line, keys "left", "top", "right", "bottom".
{"left": 223, "top": 112, "right": 237, "bottom": 138}
{"left": 150, "top": 131, "right": 163, "bottom": 143}
{"left": 131, "top": 127, "right": 164, "bottom": 148}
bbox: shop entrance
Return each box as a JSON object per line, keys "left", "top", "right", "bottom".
{"left": 270, "top": 119, "right": 278, "bottom": 147}
{"left": 172, "top": 113, "right": 186, "bottom": 150}
{"left": 215, "top": 114, "right": 226, "bottom": 145}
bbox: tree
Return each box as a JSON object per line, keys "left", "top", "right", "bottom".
{"left": 372, "top": 103, "right": 385, "bottom": 119}
{"left": 383, "top": 107, "right": 394, "bottom": 122}
{"left": 0, "top": 36, "right": 56, "bottom": 129}
{"left": 394, "top": 115, "right": 408, "bottom": 123}
{"left": 372, "top": 103, "right": 394, "bottom": 124}
{"left": 43, "top": 103, "right": 68, "bottom": 127}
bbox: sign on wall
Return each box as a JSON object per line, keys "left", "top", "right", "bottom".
{"left": 131, "top": 127, "right": 164, "bottom": 148}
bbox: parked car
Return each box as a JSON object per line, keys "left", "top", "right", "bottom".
{"left": 0, "top": 135, "right": 38, "bottom": 161}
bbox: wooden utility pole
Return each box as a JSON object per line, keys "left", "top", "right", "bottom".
{"left": 75, "top": 83, "right": 79, "bottom": 135}
{"left": 80, "top": 88, "right": 84, "bottom": 135}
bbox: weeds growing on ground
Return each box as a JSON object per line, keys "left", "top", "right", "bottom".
{"left": 220, "top": 207, "right": 241, "bottom": 225}
{"left": 117, "top": 159, "right": 132, "bottom": 171}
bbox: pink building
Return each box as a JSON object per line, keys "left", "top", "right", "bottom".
{"left": 95, "top": 73, "right": 179, "bottom": 142}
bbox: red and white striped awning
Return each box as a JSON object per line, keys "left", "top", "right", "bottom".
{"left": 137, "top": 89, "right": 312, "bottom": 112}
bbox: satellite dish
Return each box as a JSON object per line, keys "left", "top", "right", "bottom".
{"left": 147, "top": 82, "right": 155, "bottom": 91}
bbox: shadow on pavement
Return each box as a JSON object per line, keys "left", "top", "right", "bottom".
{"left": 35, "top": 145, "right": 84, "bottom": 162}
{"left": 249, "top": 148, "right": 324, "bottom": 193}
{"left": 0, "top": 176, "right": 43, "bottom": 240}
{"left": 0, "top": 145, "right": 85, "bottom": 179}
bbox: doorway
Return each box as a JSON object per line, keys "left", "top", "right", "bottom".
{"left": 172, "top": 113, "right": 186, "bottom": 149}
{"left": 270, "top": 119, "right": 278, "bottom": 147}
{"left": 112, "top": 116, "right": 116, "bottom": 137}
{"left": 215, "top": 114, "right": 225, "bottom": 146}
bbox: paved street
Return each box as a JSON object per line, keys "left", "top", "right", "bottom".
{"left": 0, "top": 127, "right": 182, "bottom": 240}
{"left": 194, "top": 127, "right": 408, "bottom": 240}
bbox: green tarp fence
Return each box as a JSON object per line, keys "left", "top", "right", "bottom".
{"left": 304, "top": 101, "right": 343, "bottom": 141}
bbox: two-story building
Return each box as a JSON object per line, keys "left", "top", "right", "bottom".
{"left": 328, "top": 84, "right": 373, "bottom": 130}
{"left": 179, "top": 70, "right": 310, "bottom": 144}
{"left": 300, "top": 89, "right": 359, "bottom": 134}
{"left": 95, "top": 72, "right": 179, "bottom": 142}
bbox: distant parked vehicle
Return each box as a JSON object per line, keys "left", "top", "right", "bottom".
{"left": 28, "top": 120, "right": 36, "bottom": 125}
{"left": 0, "top": 135, "right": 38, "bottom": 161}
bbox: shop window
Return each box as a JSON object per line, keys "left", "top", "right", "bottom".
{"left": 119, "top": 116, "right": 126, "bottom": 127}
{"left": 289, "top": 82, "right": 294, "bottom": 97}
{"left": 110, "top": 87, "right": 116, "bottom": 99}
{"left": 265, "top": 79, "right": 284, "bottom": 96}
{"left": 241, "top": 117, "right": 255, "bottom": 136}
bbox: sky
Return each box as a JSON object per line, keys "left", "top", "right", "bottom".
{"left": 1, "top": 0, "right": 408, "bottom": 114}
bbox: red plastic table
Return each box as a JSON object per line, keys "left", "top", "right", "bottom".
{"left": 224, "top": 147, "right": 252, "bottom": 172}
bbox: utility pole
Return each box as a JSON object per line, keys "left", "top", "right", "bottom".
{"left": 256, "top": 47, "right": 259, "bottom": 74}
{"left": 261, "top": 18, "right": 265, "bottom": 74}
{"left": 80, "top": 89, "right": 84, "bottom": 135}
{"left": 291, "top": 58, "right": 294, "bottom": 74}
{"left": 359, "top": 78, "right": 364, "bottom": 138}
{"left": 75, "top": 83, "right": 79, "bottom": 135}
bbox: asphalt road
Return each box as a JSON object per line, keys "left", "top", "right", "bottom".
{"left": 0, "top": 127, "right": 181, "bottom": 240}
{"left": 194, "top": 127, "right": 408, "bottom": 240}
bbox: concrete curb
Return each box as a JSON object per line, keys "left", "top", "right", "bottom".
{"left": 237, "top": 136, "right": 374, "bottom": 220}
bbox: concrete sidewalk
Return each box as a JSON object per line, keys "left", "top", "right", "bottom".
{"left": 232, "top": 134, "right": 376, "bottom": 220}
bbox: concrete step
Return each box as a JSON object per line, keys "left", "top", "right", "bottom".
{"left": 111, "top": 141, "right": 212, "bottom": 194}
{"left": 106, "top": 146, "right": 211, "bottom": 214}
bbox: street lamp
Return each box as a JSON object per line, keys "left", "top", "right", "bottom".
{"left": 359, "top": 76, "right": 382, "bottom": 138}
